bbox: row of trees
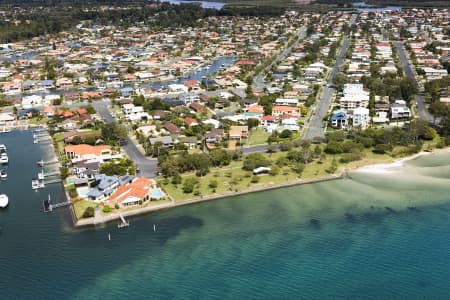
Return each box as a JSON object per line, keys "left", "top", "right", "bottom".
{"left": 158, "top": 149, "right": 241, "bottom": 178}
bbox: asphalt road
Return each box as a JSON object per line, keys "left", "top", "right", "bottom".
{"left": 303, "top": 37, "right": 350, "bottom": 140}
{"left": 253, "top": 26, "right": 307, "bottom": 91}
{"left": 304, "top": 15, "right": 357, "bottom": 140}
{"left": 92, "top": 101, "right": 158, "bottom": 178}
{"left": 394, "top": 41, "right": 434, "bottom": 123}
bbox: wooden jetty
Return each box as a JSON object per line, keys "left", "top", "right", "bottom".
{"left": 117, "top": 214, "right": 130, "bottom": 228}
{"left": 37, "top": 159, "right": 59, "bottom": 167}
{"left": 38, "top": 170, "right": 60, "bottom": 180}
{"left": 44, "top": 179, "right": 62, "bottom": 185}
{"left": 43, "top": 195, "right": 71, "bottom": 213}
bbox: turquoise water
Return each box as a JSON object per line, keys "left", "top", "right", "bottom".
{"left": 1, "top": 131, "right": 450, "bottom": 299}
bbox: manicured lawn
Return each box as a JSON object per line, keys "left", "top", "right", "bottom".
{"left": 53, "top": 132, "right": 65, "bottom": 157}
{"left": 29, "top": 116, "right": 50, "bottom": 125}
{"left": 73, "top": 200, "right": 98, "bottom": 220}
{"left": 247, "top": 127, "right": 270, "bottom": 146}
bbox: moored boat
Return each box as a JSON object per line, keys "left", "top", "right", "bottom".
{"left": 32, "top": 179, "right": 45, "bottom": 190}
{"left": 0, "top": 153, "right": 8, "bottom": 164}
{"left": 0, "top": 194, "right": 8, "bottom": 208}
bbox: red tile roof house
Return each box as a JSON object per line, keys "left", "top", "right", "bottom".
{"left": 184, "top": 79, "right": 201, "bottom": 91}
{"left": 106, "top": 177, "right": 160, "bottom": 208}
{"left": 163, "top": 122, "right": 181, "bottom": 135}
{"left": 228, "top": 125, "right": 249, "bottom": 140}
{"left": 261, "top": 115, "right": 276, "bottom": 127}
{"left": 184, "top": 117, "right": 199, "bottom": 127}
{"left": 271, "top": 106, "right": 301, "bottom": 120}
{"left": 64, "top": 144, "right": 113, "bottom": 164}
{"left": 190, "top": 102, "right": 206, "bottom": 113}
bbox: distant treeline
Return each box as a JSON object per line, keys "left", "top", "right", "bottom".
{"left": 0, "top": 1, "right": 290, "bottom": 43}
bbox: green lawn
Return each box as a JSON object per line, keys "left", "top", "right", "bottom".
{"left": 73, "top": 200, "right": 98, "bottom": 220}
{"left": 53, "top": 132, "right": 65, "bottom": 157}
{"left": 247, "top": 128, "right": 270, "bottom": 146}
{"left": 29, "top": 116, "right": 50, "bottom": 125}
{"left": 159, "top": 147, "right": 396, "bottom": 202}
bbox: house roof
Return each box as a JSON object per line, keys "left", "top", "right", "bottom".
{"left": 149, "top": 136, "right": 173, "bottom": 145}
{"left": 65, "top": 144, "right": 111, "bottom": 156}
{"left": 109, "top": 177, "right": 156, "bottom": 204}
{"left": 190, "top": 102, "right": 205, "bottom": 112}
{"left": 164, "top": 122, "right": 181, "bottom": 135}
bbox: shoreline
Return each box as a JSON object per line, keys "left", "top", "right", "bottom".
{"left": 352, "top": 148, "right": 450, "bottom": 174}
{"left": 74, "top": 174, "right": 343, "bottom": 227}
{"left": 73, "top": 147, "right": 450, "bottom": 228}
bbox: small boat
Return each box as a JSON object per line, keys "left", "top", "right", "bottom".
{"left": 0, "top": 153, "right": 8, "bottom": 164}
{"left": 0, "top": 169, "right": 7, "bottom": 179}
{"left": 32, "top": 179, "right": 45, "bottom": 190}
{"left": 0, "top": 144, "right": 6, "bottom": 153}
{"left": 0, "top": 194, "right": 8, "bottom": 208}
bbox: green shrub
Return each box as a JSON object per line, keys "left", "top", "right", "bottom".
{"left": 251, "top": 175, "right": 260, "bottom": 183}
{"left": 82, "top": 207, "right": 95, "bottom": 218}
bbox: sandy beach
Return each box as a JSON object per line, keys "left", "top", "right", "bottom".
{"left": 353, "top": 148, "right": 450, "bottom": 174}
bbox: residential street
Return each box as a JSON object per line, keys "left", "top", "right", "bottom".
{"left": 303, "top": 15, "right": 357, "bottom": 140}
{"left": 252, "top": 26, "right": 307, "bottom": 90}
{"left": 394, "top": 41, "right": 434, "bottom": 123}
{"left": 92, "top": 101, "right": 158, "bottom": 178}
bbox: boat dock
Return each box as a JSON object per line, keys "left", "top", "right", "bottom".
{"left": 117, "top": 214, "right": 130, "bottom": 228}
{"left": 44, "top": 179, "right": 62, "bottom": 185}
{"left": 43, "top": 195, "right": 71, "bottom": 213}
{"left": 37, "top": 159, "right": 59, "bottom": 167}
{"left": 33, "top": 130, "right": 51, "bottom": 144}
{"left": 38, "top": 170, "right": 60, "bottom": 180}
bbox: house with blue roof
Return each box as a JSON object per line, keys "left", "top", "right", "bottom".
{"left": 120, "top": 87, "right": 134, "bottom": 98}
{"left": 88, "top": 174, "right": 119, "bottom": 202}
{"left": 23, "top": 80, "right": 37, "bottom": 92}
{"left": 331, "top": 111, "right": 348, "bottom": 129}
{"left": 87, "top": 174, "right": 135, "bottom": 202}
{"left": 40, "top": 80, "right": 55, "bottom": 89}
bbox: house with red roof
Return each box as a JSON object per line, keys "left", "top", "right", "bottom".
{"left": 184, "top": 117, "right": 199, "bottom": 127}
{"left": 65, "top": 144, "right": 116, "bottom": 164}
{"left": 190, "top": 102, "right": 206, "bottom": 113}
{"left": 107, "top": 177, "right": 161, "bottom": 207}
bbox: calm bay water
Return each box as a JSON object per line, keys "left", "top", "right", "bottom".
{"left": 1, "top": 131, "right": 450, "bottom": 299}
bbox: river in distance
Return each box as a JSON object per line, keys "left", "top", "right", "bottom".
{"left": 1, "top": 131, "right": 450, "bottom": 299}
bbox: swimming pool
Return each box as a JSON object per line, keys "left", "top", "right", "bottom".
{"left": 77, "top": 187, "right": 90, "bottom": 199}
{"left": 150, "top": 188, "right": 164, "bottom": 199}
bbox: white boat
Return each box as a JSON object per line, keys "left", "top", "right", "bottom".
{"left": 32, "top": 179, "right": 45, "bottom": 190}
{"left": 0, "top": 153, "right": 8, "bottom": 164}
{"left": 0, "top": 144, "right": 6, "bottom": 153}
{"left": 0, "top": 169, "right": 7, "bottom": 179}
{"left": 0, "top": 194, "right": 8, "bottom": 208}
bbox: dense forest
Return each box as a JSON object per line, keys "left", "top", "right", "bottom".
{"left": 0, "top": 1, "right": 289, "bottom": 43}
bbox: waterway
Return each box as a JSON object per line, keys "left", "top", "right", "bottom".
{"left": 159, "top": 0, "right": 225, "bottom": 9}
{"left": 2, "top": 131, "right": 450, "bottom": 299}
{"left": 353, "top": 2, "right": 402, "bottom": 12}
{"left": 4, "top": 56, "right": 235, "bottom": 100}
